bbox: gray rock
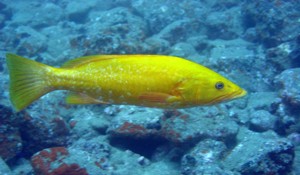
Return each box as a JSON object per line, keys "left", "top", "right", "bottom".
{"left": 275, "top": 68, "right": 300, "bottom": 108}
{"left": 222, "top": 127, "right": 294, "bottom": 175}
{"left": 208, "top": 39, "right": 254, "bottom": 60}
{"left": 203, "top": 0, "right": 240, "bottom": 9}
{"left": 181, "top": 139, "right": 230, "bottom": 175}
{"left": 0, "top": 105, "right": 22, "bottom": 161}
{"left": 66, "top": 1, "right": 98, "bottom": 23}
{"left": 10, "top": 158, "right": 33, "bottom": 175}
{"left": 131, "top": 0, "right": 207, "bottom": 34}
{"left": 170, "top": 42, "right": 202, "bottom": 63}
{"left": 205, "top": 7, "right": 242, "bottom": 40}
{"left": 9, "top": 2, "right": 63, "bottom": 27}
{"left": 69, "top": 106, "right": 109, "bottom": 137}
{"left": 31, "top": 146, "right": 105, "bottom": 175}
{"left": 83, "top": 7, "right": 148, "bottom": 54}
{"left": 155, "top": 19, "right": 200, "bottom": 45}
{"left": 0, "top": 157, "right": 11, "bottom": 175}
{"left": 288, "top": 133, "right": 300, "bottom": 147}
{"left": 249, "top": 110, "right": 277, "bottom": 132}
{"left": 241, "top": 1, "right": 300, "bottom": 48}
{"left": 294, "top": 147, "right": 300, "bottom": 175}
{"left": 19, "top": 113, "right": 70, "bottom": 157}
{"left": 107, "top": 106, "right": 162, "bottom": 139}
{"left": 110, "top": 149, "right": 179, "bottom": 175}
{"left": 14, "top": 26, "right": 47, "bottom": 57}
{"left": 88, "top": 7, "right": 147, "bottom": 41}
{"left": 70, "top": 136, "right": 111, "bottom": 160}
{"left": 41, "top": 25, "right": 77, "bottom": 64}
{"left": 144, "top": 37, "right": 170, "bottom": 54}
{"left": 247, "top": 92, "right": 281, "bottom": 113}
{"left": 90, "top": 117, "right": 110, "bottom": 134}
{"left": 266, "top": 42, "right": 293, "bottom": 71}
{"left": 108, "top": 107, "right": 239, "bottom": 149}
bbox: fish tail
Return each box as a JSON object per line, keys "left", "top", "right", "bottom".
{"left": 6, "top": 53, "right": 53, "bottom": 112}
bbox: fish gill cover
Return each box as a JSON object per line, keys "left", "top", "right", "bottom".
{"left": 0, "top": 0, "right": 300, "bottom": 175}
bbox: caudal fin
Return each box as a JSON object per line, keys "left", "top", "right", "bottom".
{"left": 6, "top": 53, "right": 52, "bottom": 112}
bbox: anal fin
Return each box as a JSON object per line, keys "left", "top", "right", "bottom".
{"left": 66, "top": 92, "right": 108, "bottom": 104}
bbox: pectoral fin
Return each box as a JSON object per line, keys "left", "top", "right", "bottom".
{"left": 66, "top": 92, "right": 108, "bottom": 104}
{"left": 138, "top": 92, "right": 180, "bottom": 103}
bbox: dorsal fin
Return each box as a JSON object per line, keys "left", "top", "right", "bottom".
{"left": 61, "top": 54, "right": 172, "bottom": 68}
{"left": 61, "top": 55, "right": 119, "bottom": 68}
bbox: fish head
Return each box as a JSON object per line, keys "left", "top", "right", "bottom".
{"left": 196, "top": 74, "right": 247, "bottom": 105}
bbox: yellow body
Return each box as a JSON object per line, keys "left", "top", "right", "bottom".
{"left": 6, "top": 54, "right": 246, "bottom": 111}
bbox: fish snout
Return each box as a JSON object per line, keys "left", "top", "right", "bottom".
{"left": 233, "top": 88, "right": 247, "bottom": 99}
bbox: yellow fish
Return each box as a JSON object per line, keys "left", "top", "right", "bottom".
{"left": 6, "top": 54, "right": 246, "bottom": 112}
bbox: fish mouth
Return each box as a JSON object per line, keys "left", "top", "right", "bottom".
{"left": 208, "top": 88, "right": 247, "bottom": 105}
{"left": 232, "top": 88, "right": 247, "bottom": 99}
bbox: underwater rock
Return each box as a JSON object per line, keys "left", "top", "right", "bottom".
{"left": 108, "top": 107, "right": 239, "bottom": 152}
{"left": 143, "top": 37, "right": 170, "bottom": 54}
{"left": 0, "top": 14, "right": 6, "bottom": 30}
{"left": 205, "top": 8, "right": 242, "bottom": 40}
{"left": 14, "top": 26, "right": 47, "bottom": 57}
{"left": 31, "top": 147, "right": 89, "bottom": 175}
{"left": 181, "top": 139, "right": 232, "bottom": 175}
{"left": 75, "top": 7, "right": 148, "bottom": 55}
{"left": 41, "top": 24, "right": 78, "bottom": 64}
{"left": 245, "top": 92, "right": 292, "bottom": 135}
{"left": 66, "top": 1, "right": 98, "bottom": 23}
{"left": 266, "top": 42, "right": 293, "bottom": 71}
{"left": 242, "top": 1, "right": 300, "bottom": 48}
{"left": 107, "top": 106, "right": 163, "bottom": 155}
{"left": 110, "top": 120, "right": 158, "bottom": 139}
{"left": 9, "top": 2, "right": 63, "bottom": 28}
{"left": 89, "top": 117, "right": 110, "bottom": 135}
{"left": 295, "top": 148, "right": 300, "bottom": 175}
{"left": 170, "top": 42, "right": 201, "bottom": 63}
{"left": 31, "top": 139, "right": 111, "bottom": 175}
{"left": 107, "top": 106, "right": 162, "bottom": 138}
{"left": 0, "top": 1, "right": 7, "bottom": 11}
{"left": 275, "top": 68, "right": 300, "bottom": 109}
{"left": 289, "top": 38, "right": 300, "bottom": 67}
{"left": 68, "top": 106, "right": 111, "bottom": 137}
{"left": 0, "top": 157, "right": 12, "bottom": 175}
{"left": 222, "top": 127, "right": 294, "bottom": 175}
{"left": 155, "top": 19, "right": 201, "bottom": 45}
{"left": 131, "top": 0, "right": 203, "bottom": 34}
{"left": 161, "top": 109, "right": 239, "bottom": 146}
{"left": 207, "top": 0, "right": 240, "bottom": 9}
{"left": 67, "top": 136, "right": 177, "bottom": 175}
{"left": 186, "top": 36, "right": 213, "bottom": 56}
{"left": 19, "top": 114, "right": 70, "bottom": 157}
{"left": 0, "top": 105, "right": 22, "bottom": 161}
{"left": 0, "top": 125, "right": 22, "bottom": 161}
{"left": 71, "top": 137, "right": 111, "bottom": 160}
{"left": 249, "top": 110, "right": 277, "bottom": 132}
{"left": 288, "top": 133, "right": 300, "bottom": 147}
{"left": 247, "top": 92, "right": 281, "bottom": 113}
{"left": 10, "top": 158, "right": 33, "bottom": 175}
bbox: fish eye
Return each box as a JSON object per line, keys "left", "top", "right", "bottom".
{"left": 215, "top": 81, "right": 224, "bottom": 90}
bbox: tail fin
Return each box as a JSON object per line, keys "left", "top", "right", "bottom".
{"left": 6, "top": 53, "right": 52, "bottom": 112}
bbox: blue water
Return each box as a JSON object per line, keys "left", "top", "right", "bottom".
{"left": 0, "top": 0, "right": 300, "bottom": 175}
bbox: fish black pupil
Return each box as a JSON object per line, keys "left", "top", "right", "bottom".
{"left": 215, "top": 82, "right": 224, "bottom": 90}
